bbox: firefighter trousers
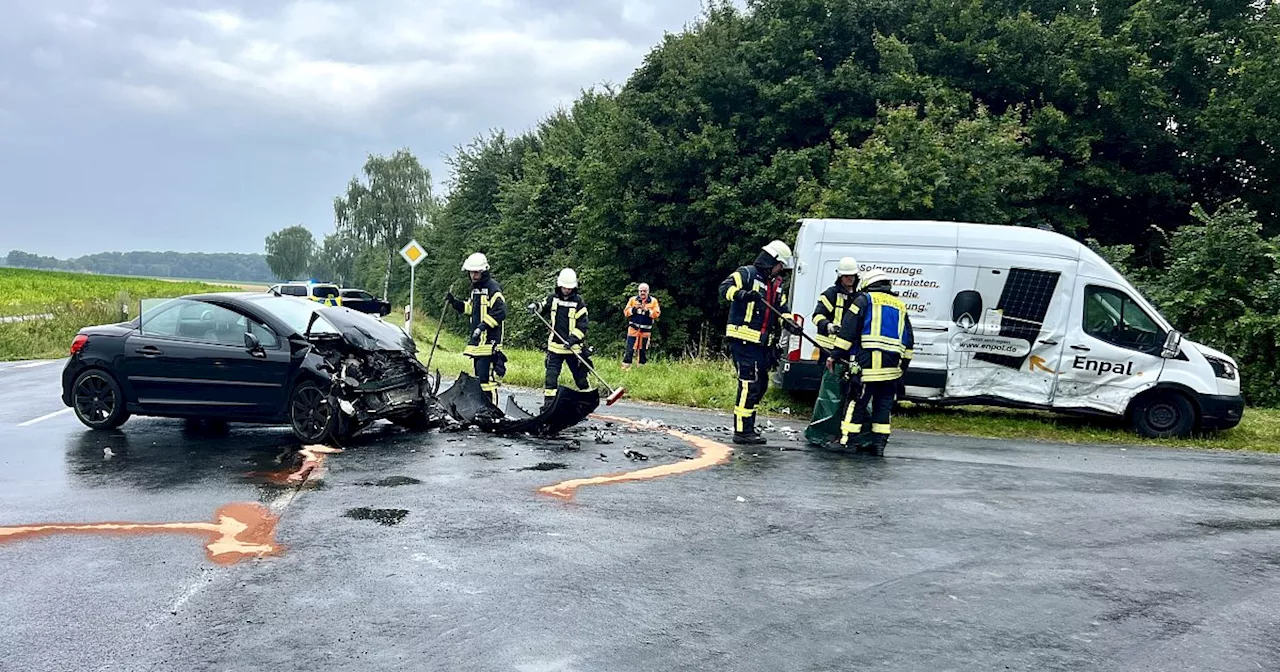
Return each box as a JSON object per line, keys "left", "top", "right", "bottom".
{"left": 545, "top": 351, "right": 592, "bottom": 405}
{"left": 470, "top": 354, "right": 501, "bottom": 406}
{"left": 730, "top": 340, "right": 771, "bottom": 436}
{"left": 840, "top": 380, "right": 896, "bottom": 450}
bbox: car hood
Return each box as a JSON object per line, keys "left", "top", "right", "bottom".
{"left": 311, "top": 306, "right": 416, "bottom": 354}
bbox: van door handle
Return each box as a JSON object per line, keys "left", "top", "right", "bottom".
{"left": 1070, "top": 345, "right": 1091, "bottom": 352}
{"left": 1038, "top": 339, "right": 1059, "bottom": 346}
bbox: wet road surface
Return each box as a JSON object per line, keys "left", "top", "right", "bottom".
{"left": 4, "top": 359, "right": 1280, "bottom": 671}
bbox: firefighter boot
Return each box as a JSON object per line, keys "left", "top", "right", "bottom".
{"left": 733, "top": 414, "right": 767, "bottom": 446}
{"left": 867, "top": 433, "right": 888, "bottom": 457}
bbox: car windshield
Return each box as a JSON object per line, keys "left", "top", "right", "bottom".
{"left": 247, "top": 296, "right": 341, "bottom": 336}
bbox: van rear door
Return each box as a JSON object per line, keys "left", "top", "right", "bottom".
{"left": 944, "top": 252, "right": 1075, "bottom": 406}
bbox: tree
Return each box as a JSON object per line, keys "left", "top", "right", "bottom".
{"left": 310, "top": 233, "right": 360, "bottom": 287}
{"left": 333, "top": 149, "right": 434, "bottom": 297}
{"left": 264, "top": 225, "right": 315, "bottom": 281}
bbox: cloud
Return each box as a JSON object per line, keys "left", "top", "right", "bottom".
{"left": 0, "top": 0, "right": 704, "bottom": 257}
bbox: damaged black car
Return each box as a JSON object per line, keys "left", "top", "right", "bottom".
{"left": 61, "top": 293, "right": 439, "bottom": 443}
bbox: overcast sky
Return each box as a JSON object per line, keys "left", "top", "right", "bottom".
{"left": 0, "top": 0, "right": 705, "bottom": 258}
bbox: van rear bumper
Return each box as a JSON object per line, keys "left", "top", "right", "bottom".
{"left": 1197, "top": 393, "right": 1245, "bottom": 431}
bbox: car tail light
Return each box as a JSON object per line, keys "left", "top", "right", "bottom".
{"left": 787, "top": 315, "right": 804, "bottom": 361}
{"left": 70, "top": 334, "right": 88, "bottom": 355}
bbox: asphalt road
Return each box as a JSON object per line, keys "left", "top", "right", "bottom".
{"left": 4, "top": 359, "right": 1280, "bottom": 672}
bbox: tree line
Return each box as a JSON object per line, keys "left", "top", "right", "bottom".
{"left": 4, "top": 250, "right": 275, "bottom": 283}
{"left": 269, "top": 0, "right": 1280, "bottom": 404}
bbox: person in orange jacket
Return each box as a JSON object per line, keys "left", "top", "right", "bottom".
{"left": 622, "top": 283, "right": 661, "bottom": 369}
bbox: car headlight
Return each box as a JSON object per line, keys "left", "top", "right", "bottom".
{"left": 1205, "top": 355, "right": 1237, "bottom": 381}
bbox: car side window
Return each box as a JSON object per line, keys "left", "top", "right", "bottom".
{"left": 247, "top": 317, "right": 280, "bottom": 348}
{"left": 1083, "top": 286, "right": 1162, "bottom": 352}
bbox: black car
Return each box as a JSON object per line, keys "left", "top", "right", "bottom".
{"left": 339, "top": 288, "right": 392, "bottom": 316}
{"left": 61, "top": 293, "right": 436, "bottom": 443}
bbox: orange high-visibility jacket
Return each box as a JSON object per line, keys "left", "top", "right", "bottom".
{"left": 624, "top": 295, "right": 661, "bottom": 336}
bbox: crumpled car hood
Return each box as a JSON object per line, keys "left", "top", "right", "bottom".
{"left": 310, "top": 306, "right": 416, "bottom": 354}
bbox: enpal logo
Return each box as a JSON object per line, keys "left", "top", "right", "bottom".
{"left": 1072, "top": 356, "right": 1141, "bottom": 376}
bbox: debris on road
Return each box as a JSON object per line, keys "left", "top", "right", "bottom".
{"left": 343, "top": 508, "right": 408, "bottom": 526}
{"left": 624, "top": 449, "right": 649, "bottom": 461}
{"left": 736, "top": 496, "right": 746, "bottom": 502}
{"left": 594, "top": 430, "right": 614, "bottom": 444}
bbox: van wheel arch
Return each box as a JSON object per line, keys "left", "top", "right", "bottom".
{"left": 1127, "top": 386, "right": 1200, "bottom": 439}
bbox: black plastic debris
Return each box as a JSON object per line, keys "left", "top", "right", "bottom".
{"left": 437, "top": 372, "right": 599, "bottom": 437}
{"left": 624, "top": 449, "right": 649, "bottom": 461}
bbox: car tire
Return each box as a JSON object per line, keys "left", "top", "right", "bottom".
{"left": 289, "top": 380, "right": 335, "bottom": 444}
{"left": 72, "top": 369, "right": 130, "bottom": 430}
{"left": 1130, "top": 391, "right": 1197, "bottom": 439}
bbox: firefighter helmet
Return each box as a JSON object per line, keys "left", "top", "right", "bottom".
{"left": 556, "top": 268, "right": 579, "bottom": 289}
{"left": 462, "top": 252, "right": 489, "bottom": 272}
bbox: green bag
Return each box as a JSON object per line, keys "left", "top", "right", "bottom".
{"left": 805, "top": 363, "right": 848, "bottom": 446}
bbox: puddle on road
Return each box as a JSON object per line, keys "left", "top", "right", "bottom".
{"left": 0, "top": 503, "right": 282, "bottom": 565}
{"left": 359, "top": 476, "right": 423, "bottom": 487}
{"left": 537, "top": 415, "right": 733, "bottom": 501}
{"left": 344, "top": 508, "right": 409, "bottom": 526}
{"left": 521, "top": 462, "right": 569, "bottom": 471}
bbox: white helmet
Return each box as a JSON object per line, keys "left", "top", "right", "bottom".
{"left": 462, "top": 252, "right": 489, "bottom": 272}
{"left": 859, "top": 268, "right": 891, "bottom": 290}
{"left": 762, "top": 240, "right": 794, "bottom": 269}
{"left": 556, "top": 267, "right": 578, "bottom": 289}
{"left": 836, "top": 257, "right": 859, "bottom": 277}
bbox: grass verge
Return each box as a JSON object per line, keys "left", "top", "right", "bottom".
{"left": 398, "top": 312, "right": 1280, "bottom": 453}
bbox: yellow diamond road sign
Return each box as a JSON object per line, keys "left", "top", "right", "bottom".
{"left": 399, "top": 240, "right": 426, "bottom": 266}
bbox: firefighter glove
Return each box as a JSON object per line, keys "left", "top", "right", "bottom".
{"left": 471, "top": 327, "right": 483, "bottom": 341}
{"left": 781, "top": 318, "right": 803, "bottom": 335}
{"left": 526, "top": 302, "right": 539, "bottom": 314}
{"left": 735, "top": 289, "right": 761, "bottom": 303}
{"left": 824, "top": 322, "right": 839, "bottom": 336}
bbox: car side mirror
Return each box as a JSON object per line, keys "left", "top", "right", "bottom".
{"left": 245, "top": 332, "right": 265, "bottom": 357}
{"left": 1161, "top": 330, "right": 1182, "bottom": 359}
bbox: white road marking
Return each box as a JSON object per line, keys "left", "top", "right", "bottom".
{"left": 17, "top": 408, "right": 73, "bottom": 427}
{"left": 14, "top": 361, "right": 56, "bottom": 369}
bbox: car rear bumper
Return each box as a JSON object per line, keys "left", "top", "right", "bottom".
{"left": 1198, "top": 392, "right": 1245, "bottom": 431}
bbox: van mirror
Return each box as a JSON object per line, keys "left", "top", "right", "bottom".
{"left": 1161, "top": 330, "right": 1182, "bottom": 359}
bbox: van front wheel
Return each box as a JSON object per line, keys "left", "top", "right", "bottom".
{"left": 1130, "top": 391, "right": 1196, "bottom": 439}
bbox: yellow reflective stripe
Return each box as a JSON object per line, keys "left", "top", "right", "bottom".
{"left": 744, "top": 301, "right": 755, "bottom": 326}
{"left": 490, "top": 292, "right": 504, "bottom": 304}
{"left": 464, "top": 344, "right": 495, "bottom": 356}
{"left": 726, "top": 325, "right": 763, "bottom": 343}
{"left": 734, "top": 380, "right": 752, "bottom": 432}
{"left": 480, "top": 382, "right": 499, "bottom": 391}
{"left": 544, "top": 388, "right": 557, "bottom": 397}
{"left": 872, "top": 423, "right": 891, "bottom": 435}
{"left": 869, "top": 303, "right": 883, "bottom": 342}
{"left": 464, "top": 300, "right": 473, "bottom": 315}
{"left": 903, "top": 349, "right": 913, "bottom": 360}
{"left": 861, "top": 368, "right": 903, "bottom": 382}
{"left": 833, "top": 336, "right": 853, "bottom": 350}
{"left": 574, "top": 307, "right": 588, "bottom": 319}
{"left": 815, "top": 335, "right": 836, "bottom": 349}
{"left": 818, "top": 295, "right": 834, "bottom": 312}
{"left": 482, "top": 314, "right": 498, "bottom": 327}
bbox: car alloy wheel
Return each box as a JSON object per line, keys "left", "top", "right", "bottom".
{"left": 290, "top": 381, "right": 334, "bottom": 443}
{"left": 73, "top": 370, "right": 129, "bottom": 430}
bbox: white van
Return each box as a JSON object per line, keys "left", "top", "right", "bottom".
{"left": 777, "top": 218, "right": 1244, "bottom": 438}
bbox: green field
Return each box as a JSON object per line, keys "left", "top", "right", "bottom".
{"left": 398, "top": 312, "right": 1280, "bottom": 453}
{"left": 0, "top": 267, "right": 236, "bottom": 361}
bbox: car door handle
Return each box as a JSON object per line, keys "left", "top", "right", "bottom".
{"left": 135, "top": 346, "right": 163, "bottom": 357}
{"left": 1070, "top": 345, "right": 1091, "bottom": 352}
{"left": 1038, "top": 339, "right": 1059, "bottom": 346}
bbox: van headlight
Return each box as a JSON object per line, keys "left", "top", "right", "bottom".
{"left": 1205, "top": 355, "right": 1237, "bottom": 381}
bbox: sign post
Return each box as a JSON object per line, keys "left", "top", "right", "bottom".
{"left": 399, "top": 239, "right": 427, "bottom": 337}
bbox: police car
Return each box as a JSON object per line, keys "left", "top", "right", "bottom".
{"left": 267, "top": 281, "right": 343, "bottom": 306}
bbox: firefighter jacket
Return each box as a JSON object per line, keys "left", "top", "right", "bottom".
{"left": 536, "top": 291, "right": 589, "bottom": 355}
{"left": 719, "top": 262, "right": 794, "bottom": 346}
{"left": 811, "top": 283, "right": 860, "bottom": 351}
{"left": 446, "top": 272, "right": 505, "bottom": 357}
{"left": 833, "top": 288, "right": 914, "bottom": 382}
{"left": 624, "top": 295, "right": 661, "bottom": 336}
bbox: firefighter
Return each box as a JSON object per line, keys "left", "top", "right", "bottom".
{"left": 445, "top": 252, "right": 506, "bottom": 406}
{"left": 718, "top": 240, "right": 803, "bottom": 446}
{"left": 804, "top": 256, "right": 861, "bottom": 445}
{"left": 621, "top": 282, "right": 661, "bottom": 369}
{"left": 811, "top": 257, "right": 861, "bottom": 368}
{"left": 528, "top": 268, "right": 592, "bottom": 409}
{"left": 831, "top": 268, "right": 914, "bottom": 456}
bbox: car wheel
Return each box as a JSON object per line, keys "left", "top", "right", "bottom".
{"left": 72, "top": 369, "right": 130, "bottom": 430}
{"left": 289, "top": 380, "right": 334, "bottom": 444}
{"left": 1130, "top": 391, "right": 1196, "bottom": 439}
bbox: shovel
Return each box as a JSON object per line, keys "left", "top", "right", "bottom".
{"left": 424, "top": 281, "right": 459, "bottom": 376}
{"left": 528, "top": 305, "right": 626, "bottom": 405}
